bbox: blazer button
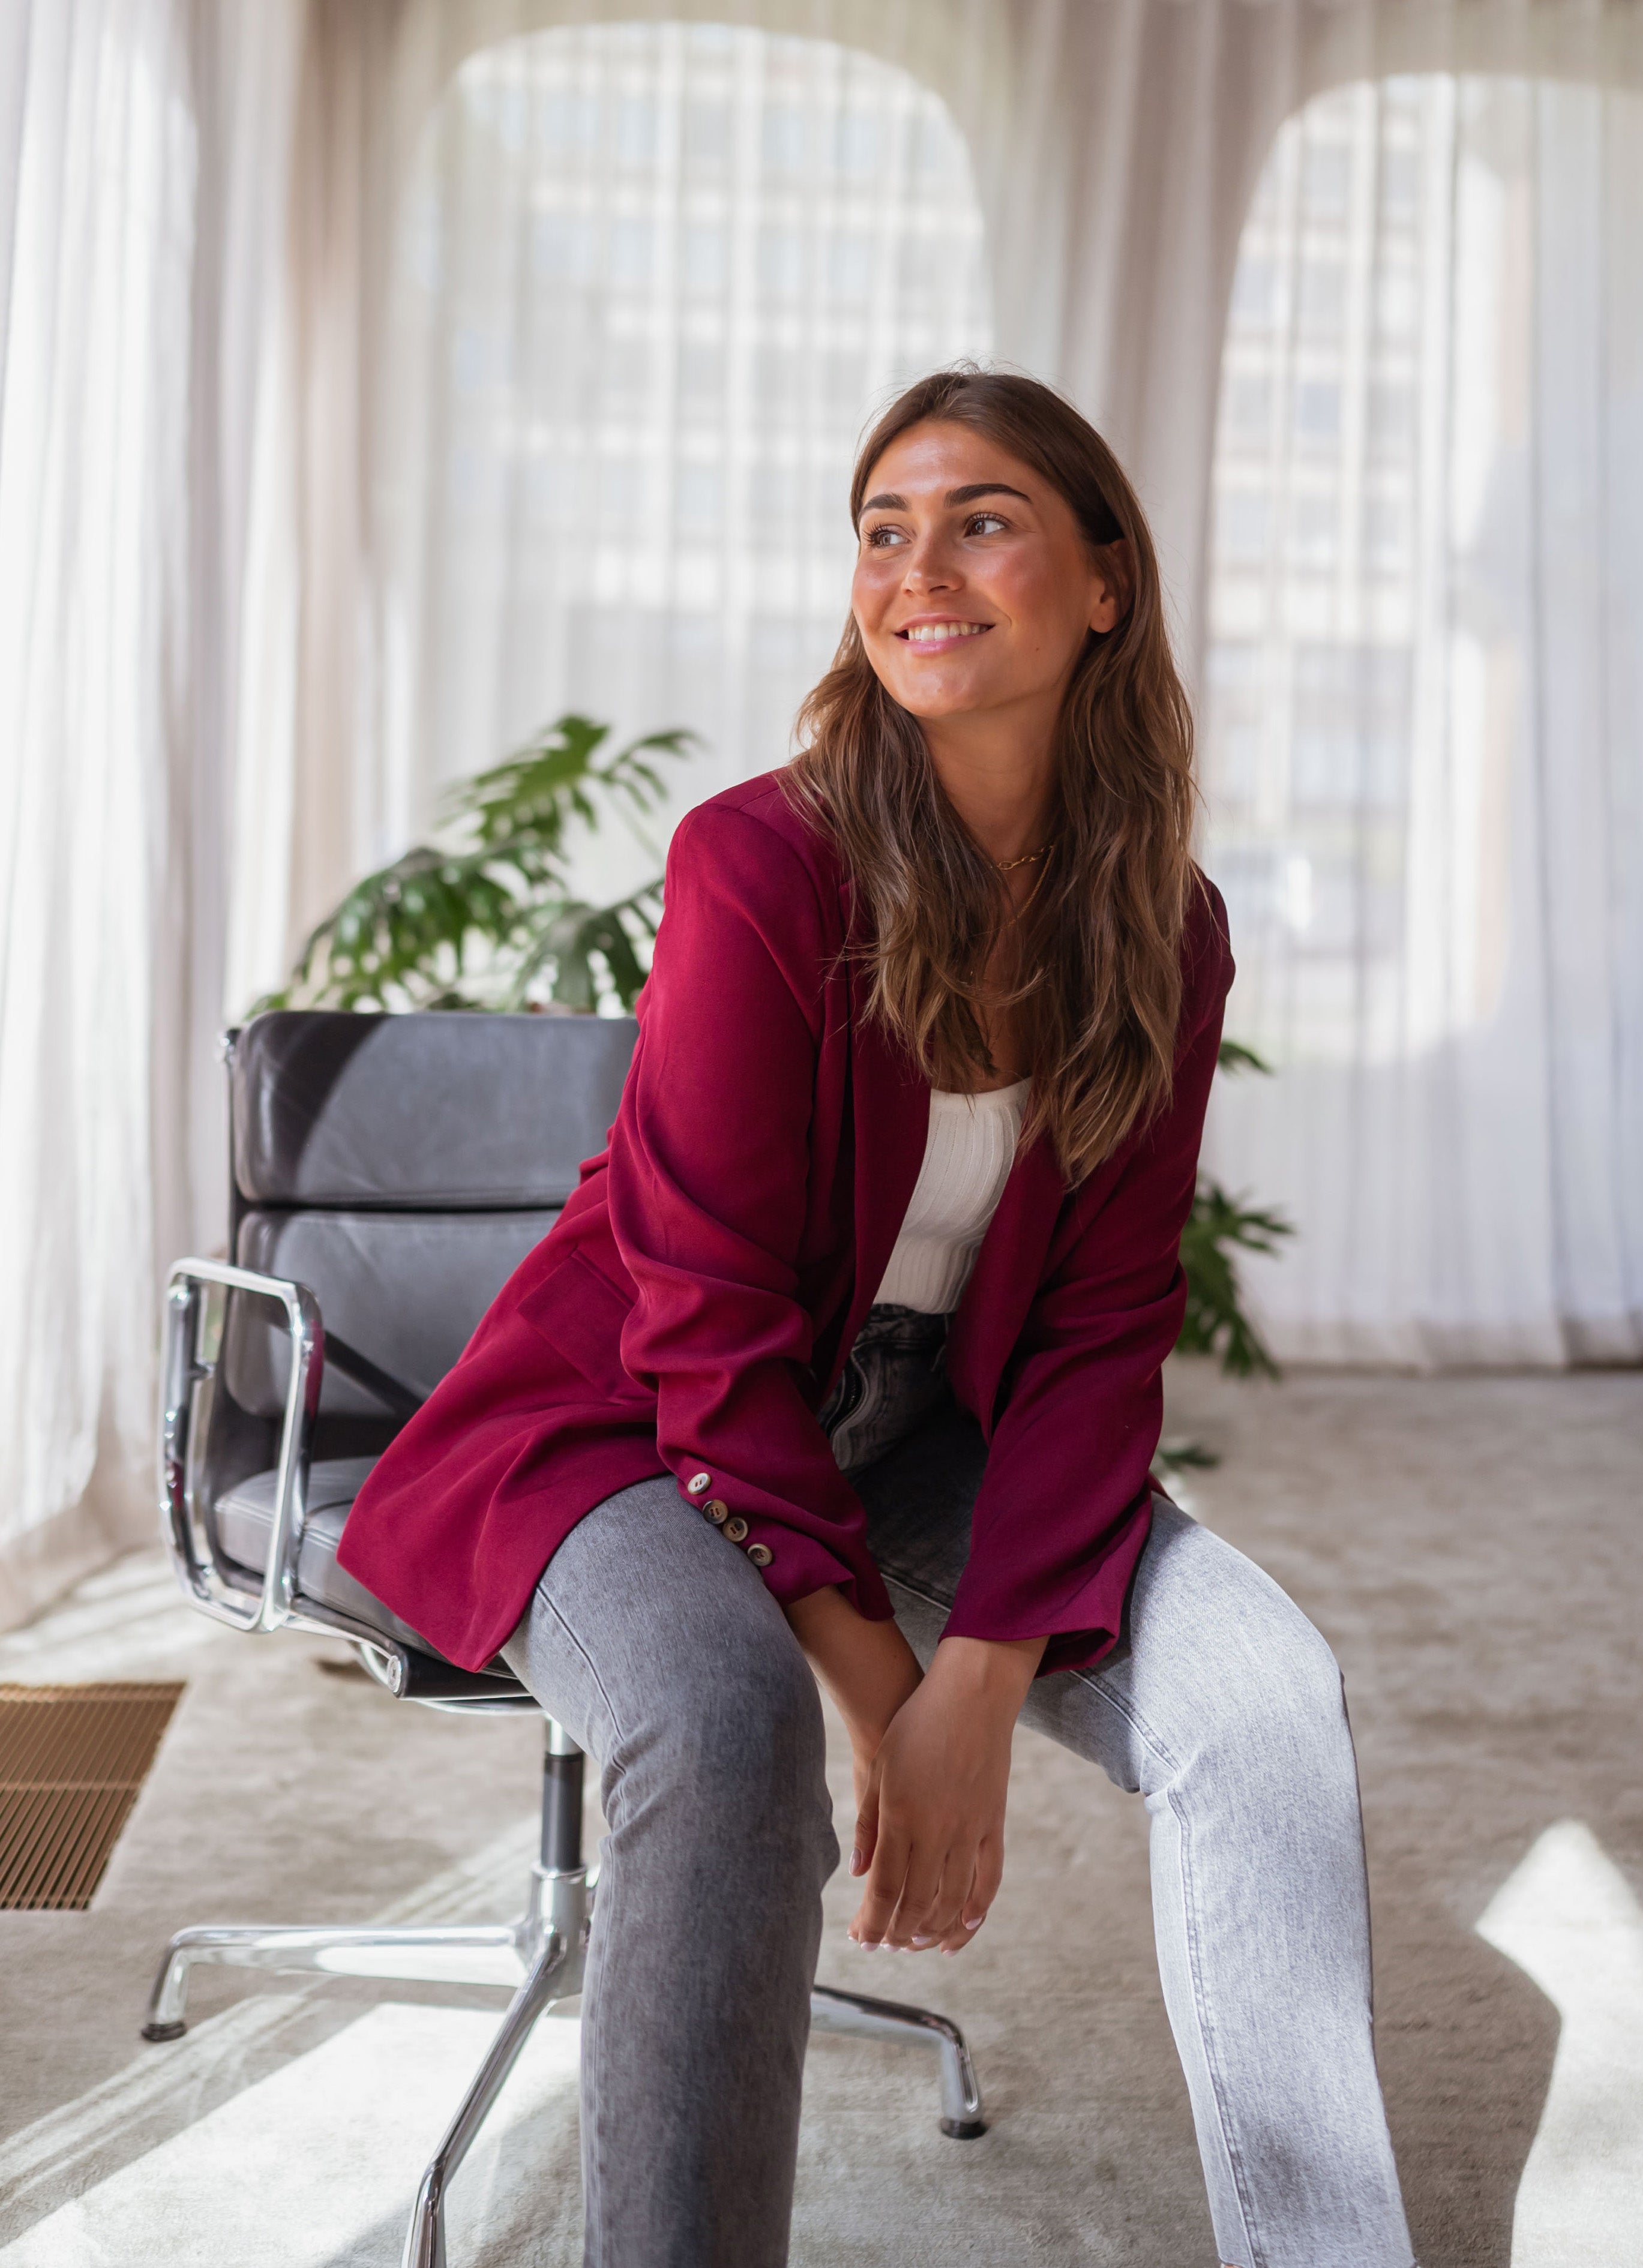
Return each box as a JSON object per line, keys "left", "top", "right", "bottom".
{"left": 703, "top": 1499, "right": 729, "bottom": 1524}
{"left": 686, "top": 1472, "right": 712, "bottom": 1495}
{"left": 722, "top": 1516, "right": 749, "bottom": 1543}
{"left": 746, "top": 1543, "right": 773, "bottom": 1567}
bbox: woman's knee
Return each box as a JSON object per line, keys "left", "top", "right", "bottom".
{"left": 1130, "top": 1512, "right": 1354, "bottom": 1776}
{"left": 689, "top": 1618, "right": 829, "bottom": 1796}
{"left": 1207, "top": 1617, "right": 1357, "bottom": 1837}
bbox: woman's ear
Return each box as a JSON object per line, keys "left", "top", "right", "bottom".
{"left": 1089, "top": 539, "right": 1134, "bottom": 635}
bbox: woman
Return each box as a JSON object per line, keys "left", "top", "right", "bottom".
{"left": 340, "top": 369, "right": 1413, "bottom": 2268}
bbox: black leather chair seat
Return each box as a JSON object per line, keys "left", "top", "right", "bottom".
{"left": 216, "top": 1457, "right": 436, "bottom": 1657}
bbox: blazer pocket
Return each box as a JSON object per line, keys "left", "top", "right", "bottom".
{"left": 517, "top": 1250, "right": 640, "bottom": 1395}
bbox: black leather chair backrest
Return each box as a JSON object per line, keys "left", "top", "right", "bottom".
{"left": 221, "top": 1011, "right": 637, "bottom": 1433}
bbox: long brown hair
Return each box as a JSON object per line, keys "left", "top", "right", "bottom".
{"left": 781, "top": 367, "right": 1199, "bottom": 1186}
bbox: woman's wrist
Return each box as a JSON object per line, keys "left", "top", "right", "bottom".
{"left": 924, "top": 1631, "right": 1047, "bottom": 1714}
{"left": 785, "top": 1585, "right": 922, "bottom": 1749}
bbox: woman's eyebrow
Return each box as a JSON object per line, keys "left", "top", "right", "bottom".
{"left": 859, "top": 482, "right": 1032, "bottom": 514}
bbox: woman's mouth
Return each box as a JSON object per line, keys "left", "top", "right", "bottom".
{"left": 894, "top": 621, "right": 993, "bottom": 651}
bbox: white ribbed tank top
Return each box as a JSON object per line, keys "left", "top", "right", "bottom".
{"left": 873, "top": 1079, "right": 1029, "bottom": 1315}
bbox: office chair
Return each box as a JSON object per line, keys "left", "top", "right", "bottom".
{"left": 146, "top": 1009, "right": 985, "bottom": 2268}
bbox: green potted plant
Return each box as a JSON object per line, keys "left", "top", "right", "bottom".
{"left": 262, "top": 713, "right": 695, "bottom": 1016}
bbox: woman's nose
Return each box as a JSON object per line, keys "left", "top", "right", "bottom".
{"left": 903, "top": 539, "right": 960, "bottom": 593}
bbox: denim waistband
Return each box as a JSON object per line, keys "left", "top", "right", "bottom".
{"left": 820, "top": 1304, "right": 950, "bottom": 1474}
{"left": 850, "top": 1301, "right": 948, "bottom": 1358}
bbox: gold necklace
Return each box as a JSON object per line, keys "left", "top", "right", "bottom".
{"left": 993, "top": 844, "right": 1051, "bottom": 875}
{"left": 1012, "top": 859, "right": 1052, "bottom": 919}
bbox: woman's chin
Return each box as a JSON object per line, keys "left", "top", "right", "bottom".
{"left": 882, "top": 670, "right": 1005, "bottom": 721}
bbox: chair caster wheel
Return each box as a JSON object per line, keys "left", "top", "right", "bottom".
{"left": 142, "top": 2020, "right": 186, "bottom": 2042}
{"left": 940, "top": 2116, "right": 987, "bottom": 2140}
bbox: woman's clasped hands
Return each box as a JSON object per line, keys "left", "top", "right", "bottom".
{"left": 784, "top": 1586, "right": 1045, "bottom": 1955}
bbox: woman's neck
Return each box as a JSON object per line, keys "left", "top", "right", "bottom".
{"left": 924, "top": 719, "right": 1057, "bottom": 867}
{"left": 921, "top": 720, "right": 1057, "bottom": 1094}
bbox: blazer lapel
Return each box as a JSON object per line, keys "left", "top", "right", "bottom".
{"left": 838, "top": 882, "right": 930, "bottom": 1356}
{"left": 846, "top": 1001, "right": 930, "bottom": 1349}
{"left": 946, "top": 1132, "right": 1068, "bottom": 1438}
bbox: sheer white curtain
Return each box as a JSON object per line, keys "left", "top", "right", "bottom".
{"left": 0, "top": 0, "right": 302, "bottom": 1623}
{"left": 1200, "top": 74, "right": 1643, "bottom": 1364}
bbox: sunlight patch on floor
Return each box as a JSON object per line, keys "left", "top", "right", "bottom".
{"left": 1477, "top": 1819, "right": 1643, "bottom": 2268}
{"left": 0, "top": 1550, "right": 221, "bottom": 1685}
{"left": 0, "top": 2002, "right": 581, "bottom": 2268}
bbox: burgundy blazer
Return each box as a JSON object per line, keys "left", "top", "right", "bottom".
{"left": 338, "top": 771, "right": 1233, "bottom": 1677}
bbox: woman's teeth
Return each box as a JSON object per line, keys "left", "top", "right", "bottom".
{"left": 902, "top": 622, "right": 988, "bottom": 642}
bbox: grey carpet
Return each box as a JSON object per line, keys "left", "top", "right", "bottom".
{"left": 0, "top": 1360, "right": 1638, "bottom": 2264}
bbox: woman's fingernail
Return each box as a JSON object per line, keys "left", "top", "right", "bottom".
{"left": 910, "top": 1935, "right": 935, "bottom": 1947}
{"left": 849, "top": 1850, "right": 864, "bottom": 1876}
{"left": 963, "top": 1916, "right": 982, "bottom": 1931}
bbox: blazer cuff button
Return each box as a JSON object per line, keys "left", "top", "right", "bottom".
{"left": 686, "top": 1472, "right": 712, "bottom": 1495}
{"left": 722, "top": 1516, "right": 749, "bottom": 1543}
{"left": 703, "top": 1498, "right": 729, "bottom": 1524}
{"left": 746, "top": 1543, "right": 773, "bottom": 1568}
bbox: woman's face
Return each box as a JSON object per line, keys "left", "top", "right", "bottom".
{"left": 850, "top": 419, "right": 1123, "bottom": 733}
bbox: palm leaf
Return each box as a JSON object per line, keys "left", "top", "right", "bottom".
{"left": 1178, "top": 1180, "right": 1294, "bottom": 1378}
{"left": 1216, "top": 1037, "right": 1274, "bottom": 1076}
{"left": 264, "top": 714, "right": 692, "bottom": 1016}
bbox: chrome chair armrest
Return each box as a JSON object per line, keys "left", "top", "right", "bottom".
{"left": 159, "top": 1258, "right": 323, "bottom": 1634}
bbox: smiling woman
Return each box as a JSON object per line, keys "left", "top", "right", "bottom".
{"left": 785, "top": 368, "right": 1197, "bottom": 1175}
{"left": 339, "top": 367, "right": 1414, "bottom": 2268}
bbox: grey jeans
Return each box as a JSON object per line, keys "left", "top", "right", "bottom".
{"left": 503, "top": 1320, "right": 1413, "bottom": 2268}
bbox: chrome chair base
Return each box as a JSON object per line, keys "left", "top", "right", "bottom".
{"left": 142, "top": 1835, "right": 985, "bottom": 2264}
{"left": 401, "top": 1912, "right": 580, "bottom": 2268}
{"left": 808, "top": 1982, "right": 987, "bottom": 2137}
{"left": 142, "top": 1855, "right": 593, "bottom": 2268}
{"left": 140, "top": 1862, "right": 590, "bottom": 2038}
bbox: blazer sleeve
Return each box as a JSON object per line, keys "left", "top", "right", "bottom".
{"left": 941, "top": 884, "right": 1234, "bottom": 1676}
{"left": 602, "top": 802, "right": 896, "bottom": 1623}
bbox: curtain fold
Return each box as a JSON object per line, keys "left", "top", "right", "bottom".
{"left": 0, "top": 0, "right": 304, "bottom": 1624}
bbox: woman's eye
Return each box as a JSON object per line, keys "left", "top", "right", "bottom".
{"left": 863, "top": 524, "right": 907, "bottom": 548}
{"left": 966, "top": 512, "right": 1008, "bottom": 537}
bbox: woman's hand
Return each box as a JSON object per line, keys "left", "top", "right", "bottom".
{"left": 849, "top": 1633, "right": 1045, "bottom": 1955}
{"left": 784, "top": 1586, "right": 924, "bottom": 1792}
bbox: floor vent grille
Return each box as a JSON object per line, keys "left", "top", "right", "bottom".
{"left": 0, "top": 1683, "right": 184, "bottom": 1910}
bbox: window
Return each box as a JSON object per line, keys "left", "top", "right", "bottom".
{"left": 1201, "top": 72, "right": 1643, "bottom": 1360}
{"left": 380, "top": 22, "right": 991, "bottom": 896}
{"left": 1205, "top": 77, "right": 1544, "bottom": 1063}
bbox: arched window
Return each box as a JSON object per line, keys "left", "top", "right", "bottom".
{"left": 380, "top": 21, "right": 991, "bottom": 895}
{"left": 1201, "top": 76, "right": 1643, "bottom": 1363}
